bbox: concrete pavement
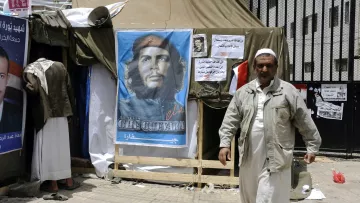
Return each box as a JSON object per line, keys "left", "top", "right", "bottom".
{"left": 1, "top": 157, "right": 359, "bottom": 203}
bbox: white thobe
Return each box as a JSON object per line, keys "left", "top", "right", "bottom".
{"left": 31, "top": 117, "right": 71, "bottom": 181}
{"left": 239, "top": 80, "right": 291, "bottom": 203}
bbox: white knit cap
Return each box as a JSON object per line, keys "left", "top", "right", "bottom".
{"left": 254, "top": 48, "right": 277, "bottom": 59}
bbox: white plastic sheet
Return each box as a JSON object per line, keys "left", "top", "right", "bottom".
{"left": 61, "top": 1, "right": 127, "bottom": 27}
{"left": 88, "top": 64, "right": 117, "bottom": 177}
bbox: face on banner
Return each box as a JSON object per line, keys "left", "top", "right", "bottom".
{"left": 0, "top": 56, "right": 9, "bottom": 102}
{"left": 0, "top": 15, "right": 28, "bottom": 154}
{"left": 116, "top": 30, "right": 192, "bottom": 147}
{"left": 137, "top": 47, "right": 170, "bottom": 88}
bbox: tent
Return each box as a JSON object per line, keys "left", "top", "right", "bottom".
{"left": 73, "top": 0, "right": 263, "bottom": 28}
{"left": 0, "top": 0, "right": 289, "bottom": 184}
{"left": 69, "top": 0, "right": 290, "bottom": 177}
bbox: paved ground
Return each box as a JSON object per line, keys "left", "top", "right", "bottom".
{"left": 1, "top": 157, "right": 359, "bottom": 203}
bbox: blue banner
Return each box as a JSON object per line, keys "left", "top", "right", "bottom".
{"left": 0, "top": 15, "right": 28, "bottom": 154}
{"left": 116, "top": 29, "right": 192, "bottom": 147}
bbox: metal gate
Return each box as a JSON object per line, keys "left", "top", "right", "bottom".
{"left": 246, "top": 0, "right": 360, "bottom": 155}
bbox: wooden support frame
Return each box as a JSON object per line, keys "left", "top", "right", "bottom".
{"left": 113, "top": 100, "right": 238, "bottom": 186}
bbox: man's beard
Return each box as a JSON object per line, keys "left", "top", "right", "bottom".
{"left": 133, "top": 84, "right": 175, "bottom": 100}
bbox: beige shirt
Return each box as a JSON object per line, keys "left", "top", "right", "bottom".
{"left": 252, "top": 79, "right": 274, "bottom": 132}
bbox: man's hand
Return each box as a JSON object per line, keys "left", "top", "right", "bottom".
{"left": 218, "top": 147, "right": 231, "bottom": 166}
{"left": 304, "top": 153, "right": 316, "bottom": 164}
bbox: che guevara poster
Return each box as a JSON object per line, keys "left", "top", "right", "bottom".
{"left": 115, "top": 29, "right": 192, "bottom": 147}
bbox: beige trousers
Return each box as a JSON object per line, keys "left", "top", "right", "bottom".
{"left": 239, "top": 130, "right": 291, "bottom": 203}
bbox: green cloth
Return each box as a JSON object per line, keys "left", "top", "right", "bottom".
{"left": 68, "top": 27, "right": 117, "bottom": 79}
{"left": 30, "top": 12, "right": 69, "bottom": 47}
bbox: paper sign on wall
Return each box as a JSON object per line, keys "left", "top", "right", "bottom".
{"left": 195, "top": 58, "right": 227, "bottom": 81}
{"left": 317, "top": 102, "right": 344, "bottom": 120}
{"left": 321, "top": 84, "right": 347, "bottom": 101}
{"left": 3, "top": 0, "right": 31, "bottom": 18}
{"left": 211, "top": 35, "right": 245, "bottom": 59}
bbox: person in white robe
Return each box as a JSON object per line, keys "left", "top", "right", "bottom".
{"left": 24, "top": 58, "right": 80, "bottom": 193}
{"left": 218, "top": 48, "right": 322, "bottom": 203}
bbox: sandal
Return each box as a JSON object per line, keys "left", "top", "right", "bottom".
{"left": 43, "top": 193, "right": 68, "bottom": 201}
{"left": 58, "top": 180, "right": 80, "bottom": 190}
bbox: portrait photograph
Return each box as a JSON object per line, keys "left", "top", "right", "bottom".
{"left": 192, "top": 34, "right": 207, "bottom": 57}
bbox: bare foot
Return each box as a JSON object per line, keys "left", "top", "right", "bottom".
{"left": 65, "top": 178, "right": 73, "bottom": 187}
{"left": 50, "top": 180, "right": 58, "bottom": 191}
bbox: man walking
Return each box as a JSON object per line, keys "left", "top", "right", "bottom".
{"left": 218, "top": 48, "right": 322, "bottom": 202}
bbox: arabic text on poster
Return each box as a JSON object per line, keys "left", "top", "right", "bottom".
{"left": 4, "top": 0, "right": 31, "bottom": 18}
{"left": 195, "top": 58, "right": 227, "bottom": 81}
{"left": 211, "top": 35, "right": 245, "bottom": 59}
{"left": 0, "top": 20, "right": 26, "bottom": 43}
{"left": 317, "top": 102, "right": 344, "bottom": 120}
{"left": 8, "top": 0, "right": 29, "bottom": 9}
{"left": 321, "top": 84, "right": 347, "bottom": 101}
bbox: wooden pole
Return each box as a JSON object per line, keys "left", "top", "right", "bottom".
{"left": 197, "top": 100, "right": 204, "bottom": 188}
{"left": 114, "top": 144, "right": 119, "bottom": 170}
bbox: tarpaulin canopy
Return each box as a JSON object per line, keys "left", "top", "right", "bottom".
{"left": 70, "top": 0, "right": 289, "bottom": 108}
{"left": 72, "top": 0, "right": 263, "bottom": 29}
{"left": 31, "top": 0, "right": 289, "bottom": 105}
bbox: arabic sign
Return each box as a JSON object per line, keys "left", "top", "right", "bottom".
{"left": 0, "top": 15, "right": 28, "bottom": 154}
{"left": 3, "top": 0, "right": 31, "bottom": 18}
{"left": 211, "top": 35, "right": 245, "bottom": 59}
{"left": 321, "top": 84, "right": 347, "bottom": 101}
{"left": 116, "top": 29, "right": 191, "bottom": 147}
{"left": 317, "top": 102, "right": 344, "bottom": 120}
{"left": 8, "top": 0, "right": 29, "bottom": 9}
{"left": 0, "top": 19, "right": 26, "bottom": 43}
{"left": 195, "top": 58, "right": 227, "bottom": 81}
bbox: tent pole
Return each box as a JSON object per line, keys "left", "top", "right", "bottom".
{"left": 197, "top": 100, "right": 204, "bottom": 188}
{"left": 114, "top": 144, "right": 119, "bottom": 171}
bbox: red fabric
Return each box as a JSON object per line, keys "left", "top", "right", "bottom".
{"left": 9, "top": 60, "right": 23, "bottom": 78}
{"left": 332, "top": 170, "right": 345, "bottom": 184}
{"left": 236, "top": 60, "right": 248, "bottom": 89}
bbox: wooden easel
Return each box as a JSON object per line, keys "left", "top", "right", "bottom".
{"left": 113, "top": 100, "right": 238, "bottom": 187}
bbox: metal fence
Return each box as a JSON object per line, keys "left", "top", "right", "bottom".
{"left": 246, "top": 0, "right": 360, "bottom": 156}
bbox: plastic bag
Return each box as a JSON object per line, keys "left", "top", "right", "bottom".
{"left": 332, "top": 170, "right": 345, "bottom": 184}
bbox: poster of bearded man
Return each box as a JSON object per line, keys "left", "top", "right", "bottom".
{"left": 115, "top": 29, "right": 192, "bottom": 147}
